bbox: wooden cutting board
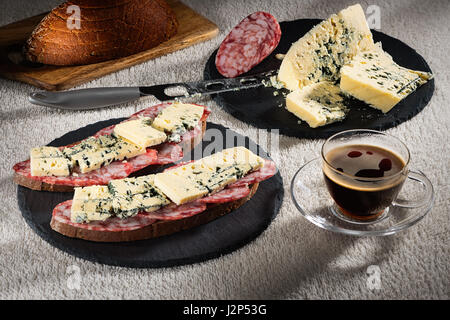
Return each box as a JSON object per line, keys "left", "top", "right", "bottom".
{"left": 0, "top": 0, "right": 219, "bottom": 91}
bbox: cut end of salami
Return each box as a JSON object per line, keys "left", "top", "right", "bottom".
{"left": 215, "top": 11, "right": 281, "bottom": 78}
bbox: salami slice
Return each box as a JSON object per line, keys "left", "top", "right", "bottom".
{"left": 198, "top": 186, "right": 250, "bottom": 204}
{"left": 227, "top": 159, "right": 277, "bottom": 188}
{"left": 52, "top": 200, "right": 157, "bottom": 232}
{"left": 215, "top": 11, "right": 281, "bottom": 78}
{"left": 200, "top": 106, "right": 211, "bottom": 121}
{"left": 152, "top": 143, "right": 183, "bottom": 165}
{"left": 43, "top": 160, "right": 133, "bottom": 186}
{"left": 125, "top": 148, "right": 159, "bottom": 171}
{"left": 141, "top": 201, "right": 207, "bottom": 221}
{"left": 180, "top": 124, "right": 203, "bottom": 146}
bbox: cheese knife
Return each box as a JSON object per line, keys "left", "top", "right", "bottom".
{"left": 28, "top": 70, "right": 278, "bottom": 110}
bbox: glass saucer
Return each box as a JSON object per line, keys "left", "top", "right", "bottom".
{"left": 290, "top": 158, "right": 434, "bottom": 236}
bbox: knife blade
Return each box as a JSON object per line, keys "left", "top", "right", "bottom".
{"left": 28, "top": 70, "right": 278, "bottom": 110}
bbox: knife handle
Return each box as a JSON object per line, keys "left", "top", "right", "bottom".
{"left": 29, "top": 87, "right": 141, "bottom": 110}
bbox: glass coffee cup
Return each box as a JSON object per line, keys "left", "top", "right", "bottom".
{"left": 321, "top": 129, "right": 433, "bottom": 223}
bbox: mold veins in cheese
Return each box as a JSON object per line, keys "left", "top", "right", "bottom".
{"left": 71, "top": 186, "right": 112, "bottom": 223}
{"left": 339, "top": 44, "right": 433, "bottom": 113}
{"left": 278, "top": 4, "right": 374, "bottom": 91}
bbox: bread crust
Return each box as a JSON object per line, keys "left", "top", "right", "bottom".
{"left": 24, "top": 0, "right": 178, "bottom": 65}
{"left": 50, "top": 183, "right": 259, "bottom": 242}
{"left": 14, "top": 120, "right": 206, "bottom": 192}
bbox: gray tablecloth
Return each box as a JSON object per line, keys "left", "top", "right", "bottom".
{"left": 1, "top": 0, "right": 449, "bottom": 299}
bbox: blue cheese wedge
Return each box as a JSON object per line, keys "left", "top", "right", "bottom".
{"left": 152, "top": 103, "right": 204, "bottom": 142}
{"left": 154, "top": 147, "right": 264, "bottom": 204}
{"left": 30, "top": 146, "right": 71, "bottom": 176}
{"left": 278, "top": 4, "right": 374, "bottom": 91}
{"left": 71, "top": 185, "right": 112, "bottom": 223}
{"left": 108, "top": 175, "right": 169, "bottom": 218}
{"left": 286, "top": 82, "right": 348, "bottom": 128}
{"left": 113, "top": 117, "right": 167, "bottom": 149}
{"left": 339, "top": 44, "right": 433, "bottom": 113}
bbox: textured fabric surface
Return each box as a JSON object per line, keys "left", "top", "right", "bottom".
{"left": 0, "top": 0, "right": 449, "bottom": 299}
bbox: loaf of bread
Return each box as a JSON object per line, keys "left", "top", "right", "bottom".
{"left": 24, "top": 0, "right": 178, "bottom": 65}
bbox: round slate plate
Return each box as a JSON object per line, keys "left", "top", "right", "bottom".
{"left": 17, "top": 120, "right": 283, "bottom": 268}
{"left": 204, "top": 19, "right": 435, "bottom": 139}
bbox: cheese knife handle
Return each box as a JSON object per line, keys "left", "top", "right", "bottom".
{"left": 29, "top": 87, "right": 141, "bottom": 110}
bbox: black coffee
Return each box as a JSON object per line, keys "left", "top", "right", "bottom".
{"left": 323, "top": 144, "right": 406, "bottom": 219}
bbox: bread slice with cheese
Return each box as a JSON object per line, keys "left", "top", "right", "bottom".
{"left": 50, "top": 183, "right": 260, "bottom": 242}
{"left": 49, "top": 147, "right": 277, "bottom": 242}
{"left": 13, "top": 103, "right": 209, "bottom": 192}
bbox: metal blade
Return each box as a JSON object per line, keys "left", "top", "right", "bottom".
{"left": 138, "top": 70, "right": 278, "bottom": 101}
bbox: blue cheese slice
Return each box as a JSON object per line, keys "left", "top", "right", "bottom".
{"left": 108, "top": 175, "right": 170, "bottom": 218}
{"left": 339, "top": 44, "right": 433, "bottom": 113}
{"left": 70, "top": 185, "right": 112, "bottom": 223}
{"left": 113, "top": 117, "right": 167, "bottom": 149}
{"left": 278, "top": 4, "right": 374, "bottom": 91}
{"left": 286, "top": 81, "right": 348, "bottom": 128}
{"left": 152, "top": 103, "right": 204, "bottom": 142}
{"left": 30, "top": 146, "right": 71, "bottom": 176}
{"left": 62, "top": 136, "right": 116, "bottom": 160}
{"left": 70, "top": 138, "right": 145, "bottom": 173}
{"left": 154, "top": 147, "right": 264, "bottom": 204}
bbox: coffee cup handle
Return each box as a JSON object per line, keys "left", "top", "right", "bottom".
{"left": 392, "top": 170, "right": 434, "bottom": 209}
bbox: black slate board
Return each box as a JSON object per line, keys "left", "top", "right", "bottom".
{"left": 17, "top": 120, "right": 283, "bottom": 268}
{"left": 204, "top": 19, "right": 435, "bottom": 139}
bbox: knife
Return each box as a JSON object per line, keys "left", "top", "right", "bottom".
{"left": 28, "top": 70, "right": 278, "bottom": 110}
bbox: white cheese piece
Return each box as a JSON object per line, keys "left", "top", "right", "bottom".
{"left": 73, "top": 185, "right": 111, "bottom": 200}
{"left": 286, "top": 81, "right": 348, "bottom": 128}
{"left": 154, "top": 147, "right": 265, "bottom": 204}
{"left": 71, "top": 185, "right": 112, "bottom": 223}
{"left": 339, "top": 44, "right": 433, "bottom": 113}
{"left": 152, "top": 103, "right": 204, "bottom": 141}
{"left": 153, "top": 171, "right": 209, "bottom": 206}
{"left": 278, "top": 4, "right": 374, "bottom": 91}
{"left": 30, "top": 146, "right": 71, "bottom": 176}
{"left": 113, "top": 117, "right": 167, "bottom": 149}
{"left": 30, "top": 157, "right": 71, "bottom": 176}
